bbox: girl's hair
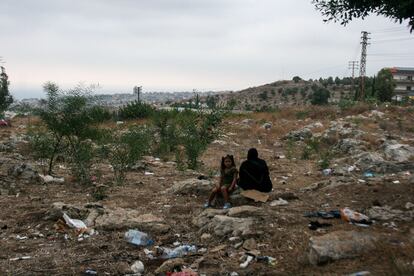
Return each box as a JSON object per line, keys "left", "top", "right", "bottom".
{"left": 220, "top": 154, "right": 236, "bottom": 174}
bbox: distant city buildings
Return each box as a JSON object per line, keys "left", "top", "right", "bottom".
{"left": 390, "top": 67, "right": 414, "bottom": 99}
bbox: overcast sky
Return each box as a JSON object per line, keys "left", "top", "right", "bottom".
{"left": 1, "top": 0, "right": 413, "bottom": 99}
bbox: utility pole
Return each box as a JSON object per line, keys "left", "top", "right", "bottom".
{"left": 133, "top": 86, "right": 142, "bottom": 103}
{"left": 348, "top": 61, "right": 359, "bottom": 99}
{"left": 359, "top": 31, "right": 370, "bottom": 101}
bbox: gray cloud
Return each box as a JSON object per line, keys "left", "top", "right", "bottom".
{"left": 1, "top": 0, "right": 413, "bottom": 98}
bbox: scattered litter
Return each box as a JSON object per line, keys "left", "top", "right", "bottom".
{"left": 210, "top": 245, "right": 226, "bottom": 253}
{"left": 157, "top": 245, "right": 197, "bottom": 259}
{"left": 304, "top": 210, "right": 341, "bottom": 219}
{"left": 348, "top": 271, "right": 370, "bottom": 276}
{"left": 270, "top": 198, "right": 288, "bottom": 206}
{"left": 116, "top": 121, "right": 124, "bottom": 125}
{"left": 198, "top": 248, "right": 207, "bottom": 253}
{"left": 392, "top": 180, "right": 400, "bottom": 184}
{"left": 10, "top": 256, "right": 31, "bottom": 261}
{"left": 83, "top": 269, "right": 97, "bottom": 275}
{"left": 383, "top": 221, "right": 398, "bottom": 229}
{"left": 276, "top": 155, "right": 286, "bottom": 159}
{"left": 363, "top": 172, "right": 374, "bottom": 178}
{"left": 340, "top": 207, "right": 371, "bottom": 225}
{"left": 63, "top": 213, "right": 87, "bottom": 232}
{"left": 241, "top": 190, "right": 269, "bottom": 203}
{"left": 322, "top": 168, "right": 333, "bottom": 176}
{"left": 347, "top": 166, "right": 356, "bottom": 173}
{"left": 230, "top": 272, "right": 239, "bottom": 276}
{"left": 131, "top": 260, "right": 145, "bottom": 274}
{"left": 125, "top": 229, "right": 154, "bottom": 246}
{"left": 240, "top": 255, "right": 254, "bottom": 268}
{"left": 308, "top": 221, "right": 333, "bottom": 230}
{"left": 257, "top": 256, "right": 277, "bottom": 266}
{"left": 16, "top": 235, "right": 28, "bottom": 240}
{"left": 145, "top": 172, "right": 154, "bottom": 175}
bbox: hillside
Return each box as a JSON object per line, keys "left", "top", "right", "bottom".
{"left": 1, "top": 105, "right": 414, "bottom": 275}
{"left": 216, "top": 80, "right": 355, "bottom": 111}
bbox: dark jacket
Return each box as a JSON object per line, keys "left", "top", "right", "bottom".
{"left": 238, "top": 158, "right": 272, "bottom": 193}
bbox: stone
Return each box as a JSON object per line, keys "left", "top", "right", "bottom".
{"left": 241, "top": 119, "right": 255, "bottom": 125}
{"left": 7, "top": 163, "right": 40, "bottom": 181}
{"left": 270, "top": 198, "right": 288, "bottom": 206}
{"left": 94, "top": 208, "right": 167, "bottom": 232}
{"left": 335, "top": 138, "right": 367, "bottom": 154}
{"left": 168, "top": 178, "right": 212, "bottom": 195}
{"left": 131, "top": 260, "right": 145, "bottom": 274}
{"left": 155, "top": 258, "right": 185, "bottom": 275}
{"left": 354, "top": 152, "right": 386, "bottom": 172}
{"left": 383, "top": 141, "right": 414, "bottom": 162}
{"left": 192, "top": 209, "right": 228, "bottom": 227}
{"left": 308, "top": 231, "right": 377, "bottom": 265}
{"left": 45, "top": 202, "right": 89, "bottom": 221}
{"left": 367, "top": 206, "right": 414, "bottom": 221}
{"left": 206, "top": 215, "right": 255, "bottom": 236}
{"left": 200, "top": 233, "right": 212, "bottom": 241}
{"left": 284, "top": 128, "right": 312, "bottom": 141}
{"left": 227, "top": 206, "right": 262, "bottom": 217}
{"left": 39, "top": 174, "right": 65, "bottom": 184}
{"left": 242, "top": 238, "right": 257, "bottom": 251}
{"left": 405, "top": 202, "right": 414, "bottom": 210}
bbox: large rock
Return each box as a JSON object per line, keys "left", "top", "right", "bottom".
{"left": 383, "top": 140, "right": 414, "bottom": 162}
{"left": 206, "top": 215, "right": 255, "bottom": 236}
{"left": 45, "top": 202, "right": 89, "bottom": 221}
{"left": 168, "top": 178, "right": 212, "bottom": 195}
{"left": 284, "top": 128, "right": 312, "bottom": 141}
{"left": 367, "top": 206, "right": 414, "bottom": 221}
{"left": 227, "top": 206, "right": 262, "bottom": 217}
{"left": 155, "top": 258, "right": 185, "bottom": 275}
{"left": 354, "top": 152, "right": 386, "bottom": 172}
{"left": 7, "top": 163, "right": 40, "bottom": 181}
{"left": 308, "top": 231, "right": 377, "bottom": 265}
{"left": 192, "top": 209, "right": 228, "bottom": 227}
{"left": 95, "top": 208, "right": 169, "bottom": 233}
{"left": 335, "top": 138, "right": 367, "bottom": 154}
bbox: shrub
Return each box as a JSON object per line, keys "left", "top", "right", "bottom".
{"left": 104, "top": 126, "right": 151, "bottom": 185}
{"left": 311, "top": 86, "right": 330, "bottom": 105}
{"left": 259, "top": 91, "right": 268, "bottom": 101}
{"left": 118, "top": 101, "right": 154, "bottom": 120}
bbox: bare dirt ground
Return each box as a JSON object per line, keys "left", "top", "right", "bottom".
{"left": 1, "top": 106, "right": 414, "bottom": 275}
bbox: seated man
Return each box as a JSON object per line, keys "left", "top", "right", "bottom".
{"left": 238, "top": 148, "right": 272, "bottom": 193}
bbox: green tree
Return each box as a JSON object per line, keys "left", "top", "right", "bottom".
{"left": 311, "top": 85, "right": 331, "bottom": 105}
{"left": 375, "top": 68, "right": 396, "bottom": 102}
{"left": 313, "top": 0, "right": 414, "bottom": 32}
{"left": 334, "top": 76, "right": 341, "bottom": 85}
{"left": 292, "top": 76, "right": 302, "bottom": 83}
{"left": 0, "top": 66, "right": 13, "bottom": 116}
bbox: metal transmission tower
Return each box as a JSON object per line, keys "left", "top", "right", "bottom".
{"left": 348, "top": 61, "right": 359, "bottom": 98}
{"left": 359, "top": 31, "right": 370, "bottom": 101}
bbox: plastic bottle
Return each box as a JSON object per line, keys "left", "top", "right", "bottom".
{"left": 160, "top": 245, "right": 197, "bottom": 259}
{"left": 125, "top": 230, "right": 154, "bottom": 246}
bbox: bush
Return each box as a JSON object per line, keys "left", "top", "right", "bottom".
{"left": 33, "top": 82, "right": 108, "bottom": 184}
{"left": 311, "top": 85, "right": 330, "bottom": 105}
{"left": 103, "top": 126, "right": 151, "bottom": 184}
{"left": 152, "top": 109, "right": 180, "bottom": 158}
{"left": 118, "top": 101, "right": 154, "bottom": 120}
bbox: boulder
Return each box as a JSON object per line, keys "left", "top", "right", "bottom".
{"left": 206, "top": 215, "right": 255, "bottom": 236}
{"left": 383, "top": 141, "right": 414, "bottom": 162}
{"left": 155, "top": 258, "right": 185, "bottom": 275}
{"left": 192, "top": 209, "right": 228, "bottom": 227}
{"left": 366, "top": 206, "right": 414, "bottom": 221}
{"left": 45, "top": 202, "right": 89, "bottom": 221}
{"left": 94, "top": 208, "right": 169, "bottom": 233}
{"left": 227, "top": 206, "right": 262, "bottom": 217}
{"left": 308, "top": 231, "right": 377, "bottom": 265}
{"left": 262, "top": 123, "right": 272, "bottom": 130}
{"left": 335, "top": 138, "right": 367, "bottom": 154}
{"left": 7, "top": 163, "right": 40, "bottom": 181}
{"left": 168, "top": 178, "right": 212, "bottom": 195}
{"left": 354, "top": 152, "right": 386, "bottom": 172}
{"left": 284, "top": 128, "right": 312, "bottom": 141}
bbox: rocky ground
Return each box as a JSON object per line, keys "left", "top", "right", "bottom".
{"left": 1, "top": 105, "right": 414, "bottom": 275}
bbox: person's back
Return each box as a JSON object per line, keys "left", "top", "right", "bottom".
{"left": 238, "top": 148, "right": 272, "bottom": 193}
